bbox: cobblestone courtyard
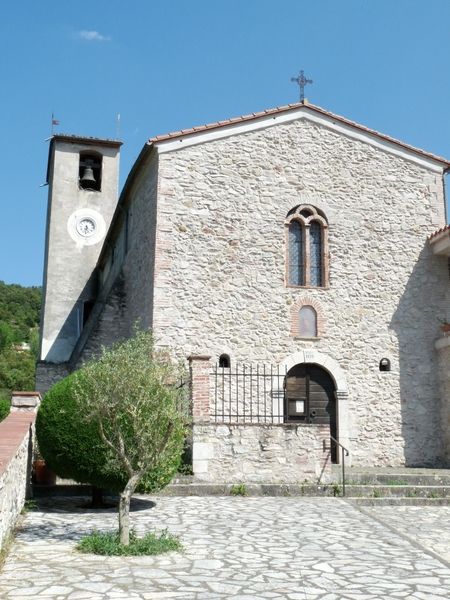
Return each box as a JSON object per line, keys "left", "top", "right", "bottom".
{"left": 1, "top": 496, "right": 450, "bottom": 599}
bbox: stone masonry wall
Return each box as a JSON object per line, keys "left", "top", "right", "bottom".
{"left": 436, "top": 336, "right": 450, "bottom": 464}
{"left": 193, "top": 423, "right": 332, "bottom": 484}
{"left": 153, "top": 117, "right": 448, "bottom": 467}
{"left": 0, "top": 413, "right": 35, "bottom": 550}
{"left": 35, "top": 362, "right": 69, "bottom": 395}
{"left": 72, "top": 151, "right": 159, "bottom": 370}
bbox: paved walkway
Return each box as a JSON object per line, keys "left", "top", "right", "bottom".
{"left": 1, "top": 496, "right": 450, "bottom": 599}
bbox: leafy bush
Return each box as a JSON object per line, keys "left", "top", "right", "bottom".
{"left": 77, "top": 529, "right": 182, "bottom": 556}
{"left": 36, "top": 340, "right": 185, "bottom": 495}
{"left": 36, "top": 373, "right": 125, "bottom": 491}
{"left": 0, "top": 395, "right": 10, "bottom": 422}
{"left": 72, "top": 330, "right": 188, "bottom": 545}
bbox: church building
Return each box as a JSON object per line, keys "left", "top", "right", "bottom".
{"left": 37, "top": 101, "right": 450, "bottom": 483}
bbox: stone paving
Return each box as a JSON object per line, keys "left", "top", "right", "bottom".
{"left": 1, "top": 496, "right": 450, "bottom": 599}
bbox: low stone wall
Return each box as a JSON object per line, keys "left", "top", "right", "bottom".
{"left": 192, "top": 423, "right": 332, "bottom": 484}
{"left": 0, "top": 412, "right": 35, "bottom": 550}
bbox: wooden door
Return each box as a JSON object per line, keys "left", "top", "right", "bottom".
{"left": 285, "top": 363, "right": 337, "bottom": 463}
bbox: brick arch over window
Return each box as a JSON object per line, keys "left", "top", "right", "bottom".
{"left": 290, "top": 295, "right": 325, "bottom": 338}
{"left": 285, "top": 204, "right": 329, "bottom": 288}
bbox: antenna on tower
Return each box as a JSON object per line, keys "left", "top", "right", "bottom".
{"left": 291, "top": 70, "right": 313, "bottom": 102}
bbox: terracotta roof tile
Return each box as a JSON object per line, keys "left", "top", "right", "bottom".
{"left": 148, "top": 101, "right": 450, "bottom": 168}
{"left": 429, "top": 225, "right": 450, "bottom": 240}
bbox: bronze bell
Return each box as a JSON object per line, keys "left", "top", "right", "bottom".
{"left": 80, "top": 166, "right": 96, "bottom": 186}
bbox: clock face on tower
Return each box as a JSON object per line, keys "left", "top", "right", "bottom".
{"left": 76, "top": 217, "right": 96, "bottom": 237}
{"left": 67, "top": 209, "right": 106, "bottom": 246}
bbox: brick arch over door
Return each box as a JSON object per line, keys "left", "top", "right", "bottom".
{"left": 271, "top": 350, "right": 351, "bottom": 464}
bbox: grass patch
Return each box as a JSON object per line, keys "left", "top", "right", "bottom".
{"left": 332, "top": 484, "right": 342, "bottom": 497}
{"left": 77, "top": 529, "right": 183, "bottom": 556}
{"left": 230, "top": 483, "right": 248, "bottom": 496}
{"left": 21, "top": 499, "right": 38, "bottom": 514}
{"left": 385, "top": 479, "right": 408, "bottom": 486}
{"left": 0, "top": 532, "right": 14, "bottom": 569}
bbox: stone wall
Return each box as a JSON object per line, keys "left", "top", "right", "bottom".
{"left": 0, "top": 412, "right": 35, "bottom": 550}
{"left": 35, "top": 362, "right": 69, "bottom": 395}
{"left": 71, "top": 151, "right": 159, "bottom": 369}
{"left": 153, "top": 116, "right": 448, "bottom": 467}
{"left": 193, "top": 423, "right": 332, "bottom": 484}
{"left": 436, "top": 336, "right": 450, "bottom": 464}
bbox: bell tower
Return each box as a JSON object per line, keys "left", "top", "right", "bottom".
{"left": 39, "top": 134, "right": 122, "bottom": 367}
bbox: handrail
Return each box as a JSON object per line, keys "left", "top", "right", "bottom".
{"left": 329, "top": 436, "right": 349, "bottom": 497}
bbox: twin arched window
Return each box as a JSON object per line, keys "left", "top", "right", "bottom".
{"left": 286, "top": 205, "right": 328, "bottom": 287}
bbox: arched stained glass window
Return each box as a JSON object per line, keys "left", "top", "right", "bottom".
{"left": 288, "top": 221, "right": 304, "bottom": 286}
{"left": 310, "top": 221, "right": 323, "bottom": 287}
{"left": 286, "top": 205, "right": 328, "bottom": 288}
{"left": 299, "top": 306, "right": 317, "bottom": 337}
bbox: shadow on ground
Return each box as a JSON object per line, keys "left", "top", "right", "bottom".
{"left": 32, "top": 495, "right": 156, "bottom": 514}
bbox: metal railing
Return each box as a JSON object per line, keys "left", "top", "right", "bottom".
{"left": 211, "top": 363, "right": 287, "bottom": 423}
{"left": 327, "top": 435, "right": 350, "bottom": 496}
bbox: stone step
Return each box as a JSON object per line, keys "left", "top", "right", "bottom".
{"left": 336, "top": 467, "right": 450, "bottom": 486}
{"left": 348, "top": 497, "right": 450, "bottom": 506}
{"left": 343, "top": 485, "right": 450, "bottom": 498}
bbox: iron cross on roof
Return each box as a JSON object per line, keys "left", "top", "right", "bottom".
{"left": 291, "top": 70, "right": 313, "bottom": 102}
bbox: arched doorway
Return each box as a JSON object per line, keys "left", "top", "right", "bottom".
{"left": 285, "top": 363, "right": 338, "bottom": 463}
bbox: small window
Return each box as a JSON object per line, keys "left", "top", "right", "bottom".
{"left": 79, "top": 152, "right": 102, "bottom": 191}
{"left": 379, "top": 358, "right": 391, "bottom": 372}
{"left": 299, "top": 306, "right": 317, "bottom": 337}
{"left": 219, "top": 354, "right": 230, "bottom": 368}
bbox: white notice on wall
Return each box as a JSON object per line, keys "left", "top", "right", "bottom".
{"left": 296, "top": 400, "right": 305, "bottom": 413}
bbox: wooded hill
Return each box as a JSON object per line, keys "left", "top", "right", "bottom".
{"left": 0, "top": 281, "right": 41, "bottom": 398}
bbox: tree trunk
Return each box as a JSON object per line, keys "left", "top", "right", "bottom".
{"left": 118, "top": 473, "right": 141, "bottom": 546}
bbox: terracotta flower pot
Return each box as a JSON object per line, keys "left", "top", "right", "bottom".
{"left": 33, "top": 459, "right": 56, "bottom": 486}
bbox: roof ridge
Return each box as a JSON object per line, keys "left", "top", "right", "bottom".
{"left": 148, "top": 102, "right": 450, "bottom": 167}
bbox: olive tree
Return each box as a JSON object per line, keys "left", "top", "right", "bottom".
{"left": 72, "top": 331, "right": 187, "bottom": 545}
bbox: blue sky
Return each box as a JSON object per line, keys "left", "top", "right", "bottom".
{"left": 2, "top": 0, "right": 450, "bottom": 286}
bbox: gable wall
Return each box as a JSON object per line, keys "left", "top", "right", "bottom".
{"left": 153, "top": 118, "right": 448, "bottom": 467}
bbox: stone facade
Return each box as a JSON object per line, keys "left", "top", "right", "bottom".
{"left": 38, "top": 104, "right": 450, "bottom": 479}
{"left": 151, "top": 117, "right": 448, "bottom": 468}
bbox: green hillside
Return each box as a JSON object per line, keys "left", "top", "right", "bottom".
{"left": 0, "top": 281, "right": 41, "bottom": 401}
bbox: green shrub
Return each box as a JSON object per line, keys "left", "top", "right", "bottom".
{"left": 230, "top": 483, "right": 248, "bottom": 496}
{"left": 0, "top": 394, "right": 10, "bottom": 422}
{"left": 77, "top": 529, "right": 182, "bottom": 556}
{"left": 36, "top": 370, "right": 182, "bottom": 493}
